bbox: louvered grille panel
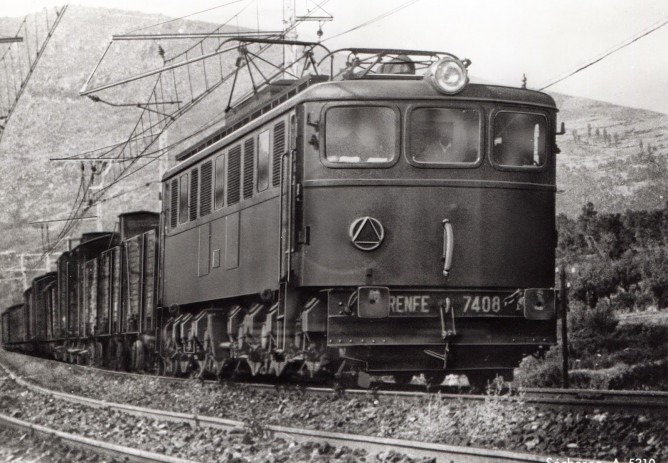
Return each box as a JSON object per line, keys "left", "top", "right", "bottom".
{"left": 170, "top": 179, "right": 178, "bottom": 228}
{"left": 272, "top": 121, "right": 286, "bottom": 187}
{"left": 227, "top": 145, "right": 242, "bottom": 205}
{"left": 200, "top": 161, "right": 213, "bottom": 216}
{"left": 243, "top": 138, "right": 255, "bottom": 199}
{"left": 190, "top": 168, "right": 199, "bottom": 221}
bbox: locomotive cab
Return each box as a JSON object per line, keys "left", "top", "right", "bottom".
{"left": 158, "top": 45, "right": 558, "bottom": 386}
{"left": 293, "top": 57, "right": 557, "bottom": 384}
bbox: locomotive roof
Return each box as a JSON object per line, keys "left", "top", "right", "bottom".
{"left": 33, "top": 272, "right": 57, "bottom": 282}
{"left": 164, "top": 78, "right": 556, "bottom": 181}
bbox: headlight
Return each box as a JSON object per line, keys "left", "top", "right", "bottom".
{"left": 426, "top": 57, "right": 469, "bottom": 95}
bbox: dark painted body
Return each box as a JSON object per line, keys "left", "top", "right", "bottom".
{"left": 158, "top": 77, "right": 558, "bottom": 378}
{"left": 31, "top": 272, "right": 57, "bottom": 342}
{"left": 2, "top": 73, "right": 559, "bottom": 381}
{"left": 3, "top": 303, "right": 23, "bottom": 344}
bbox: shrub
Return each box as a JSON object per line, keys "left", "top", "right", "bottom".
{"left": 567, "top": 300, "right": 619, "bottom": 356}
{"left": 515, "top": 345, "right": 564, "bottom": 388}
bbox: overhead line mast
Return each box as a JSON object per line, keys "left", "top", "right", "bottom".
{"left": 0, "top": 5, "right": 68, "bottom": 144}
{"left": 45, "top": 1, "right": 332, "bottom": 260}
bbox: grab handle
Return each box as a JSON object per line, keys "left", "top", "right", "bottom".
{"left": 442, "top": 219, "right": 454, "bottom": 277}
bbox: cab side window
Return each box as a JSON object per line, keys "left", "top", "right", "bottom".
{"left": 493, "top": 112, "right": 547, "bottom": 168}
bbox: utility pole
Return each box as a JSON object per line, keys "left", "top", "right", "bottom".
{"left": 89, "top": 162, "right": 111, "bottom": 232}
{"left": 283, "top": 0, "right": 298, "bottom": 78}
{"left": 560, "top": 266, "right": 569, "bottom": 389}
{"left": 158, "top": 131, "right": 169, "bottom": 179}
{"left": 20, "top": 254, "right": 28, "bottom": 289}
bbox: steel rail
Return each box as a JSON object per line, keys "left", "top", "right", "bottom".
{"left": 9, "top": 349, "right": 667, "bottom": 415}
{"left": 0, "top": 413, "right": 199, "bottom": 463}
{"left": 0, "top": 360, "right": 581, "bottom": 463}
{"left": 62, "top": 359, "right": 668, "bottom": 413}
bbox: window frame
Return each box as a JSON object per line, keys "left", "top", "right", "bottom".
{"left": 214, "top": 152, "right": 226, "bottom": 210}
{"left": 227, "top": 144, "right": 242, "bottom": 205}
{"left": 320, "top": 102, "right": 401, "bottom": 168}
{"left": 242, "top": 136, "right": 255, "bottom": 199}
{"left": 178, "top": 173, "right": 189, "bottom": 224}
{"left": 405, "top": 103, "right": 485, "bottom": 169}
{"left": 199, "top": 159, "right": 213, "bottom": 217}
{"left": 489, "top": 108, "right": 550, "bottom": 172}
{"left": 257, "top": 129, "right": 271, "bottom": 192}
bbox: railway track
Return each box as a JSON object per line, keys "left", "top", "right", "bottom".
{"left": 0, "top": 359, "right": 597, "bottom": 463}
{"left": 0, "top": 413, "right": 199, "bottom": 463}
{"left": 46, "top": 356, "right": 668, "bottom": 415}
{"left": 0, "top": 366, "right": 198, "bottom": 463}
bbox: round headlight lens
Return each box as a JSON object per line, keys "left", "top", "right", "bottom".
{"left": 427, "top": 57, "right": 468, "bottom": 94}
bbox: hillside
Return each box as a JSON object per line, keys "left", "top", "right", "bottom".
{"left": 551, "top": 93, "right": 668, "bottom": 216}
{"left": 0, "top": 6, "right": 667, "bottom": 307}
{"left": 0, "top": 6, "right": 248, "bottom": 305}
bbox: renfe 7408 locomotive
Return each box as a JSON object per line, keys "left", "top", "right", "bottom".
{"left": 3, "top": 42, "right": 558, "bottom": 388}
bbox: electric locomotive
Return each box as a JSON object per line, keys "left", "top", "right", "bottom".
{"left": 157, "top": 43, "right": 559, "bottom": 387}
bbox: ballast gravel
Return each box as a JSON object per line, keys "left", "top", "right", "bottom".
{"left": 1, "top": 350, "right": 666, "bottom": 462}
{"left": 0, "top": 356, "right": 432, "bottom": 463}
{"left": 0, "top": 425, "right": 113, "bottom": 463}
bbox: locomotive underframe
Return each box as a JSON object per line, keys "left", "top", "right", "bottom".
{"left": 150, "top": 282, "right": 556, "bottom": 384}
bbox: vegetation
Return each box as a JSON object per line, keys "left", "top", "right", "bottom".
{"left": 558, "top": 202, "right": 668, "bottom": 310}
{"left": 517, "top": 202, "right": 668, "bottom": 390}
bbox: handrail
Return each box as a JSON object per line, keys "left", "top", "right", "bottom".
{"left": 278, "top": 149, "right": 293, "bottom": 282}
{"left": 441, "top": 219, "right": 454, "bottom": 277}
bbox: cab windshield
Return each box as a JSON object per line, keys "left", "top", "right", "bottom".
{"left": 410, "top": 107, "right": 481, "bottom": 165}
{"left": 324, "top": 106, "right": 397, "bottom": 164}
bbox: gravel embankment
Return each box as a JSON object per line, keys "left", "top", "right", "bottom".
{"left": 0, "top": 425, "right": 110, "bottom": 463}
{"left": 0, "top": 357, "right": 432, "bottom": 463}
{"left": 1, "top": 350, "right": 666, "bottom": 462}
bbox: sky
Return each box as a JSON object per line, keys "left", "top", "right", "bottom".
{"left": 3, "top": 0, "right": 668, "bottom": 114}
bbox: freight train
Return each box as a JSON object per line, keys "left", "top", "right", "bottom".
{"left": 2, "top": 42, "right": 559, "bottom": 389}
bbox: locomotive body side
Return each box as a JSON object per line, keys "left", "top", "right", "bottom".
{"left": 160, "top": 113, "right": 294, "bottom": 308}
{"left": 158, "top": 73, "right": 558, "bottom": 383}
{"left": 2, "top": 50, "right": 558, "bottom": 385}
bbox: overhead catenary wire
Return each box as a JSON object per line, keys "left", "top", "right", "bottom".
{"left": 21, "top": 0, "right": 326, "bottom": 272}
{"left": 125, "top": 0, "right": 247, "bottom": 34}
{"left": 538, "top": 15, "right": 668, "bottom": 91}
{"left": 322, "top": 0, "right": 421, "bottom": 42}
{"left": 40, "top": 0, "right": 330, "bottom": 265}
{"left": 53, "top": 2, "right": 252, "bottom": 243}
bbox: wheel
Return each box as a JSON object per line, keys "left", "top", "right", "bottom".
{"left": 155, "top": 357, "right": 165, "bottom": 376}
{"left": 164, "top": 357, "right": 177, "bottom": 377}
{"left": 131, "top": 340, "right": 146, "bottom": 372}
{"left": 424, "top": 372, "right": 446, "bottom": 388}
{"left": 114, "top": 341, "right": 125, "bottom": 371}
{"left": 94, "top": 342, "right": 104, "bottom": 367}
{"left": 85, "top": 343, "right": 94, "bottom": 366}
{"left": 466, "top": 371, "right": 502, "bottom": 392}
{"left": 178, "top": 355, "right": 192, "bottom": 376}
{"left": 392, "top": 372, "right": 414, "bottom": 386}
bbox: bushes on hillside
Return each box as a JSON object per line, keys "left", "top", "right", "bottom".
{"left": 558, "top": 202, "right": 668, "bottom": 310}
{"left": 516, "top": 301, "right": 668, "bottom": 390}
